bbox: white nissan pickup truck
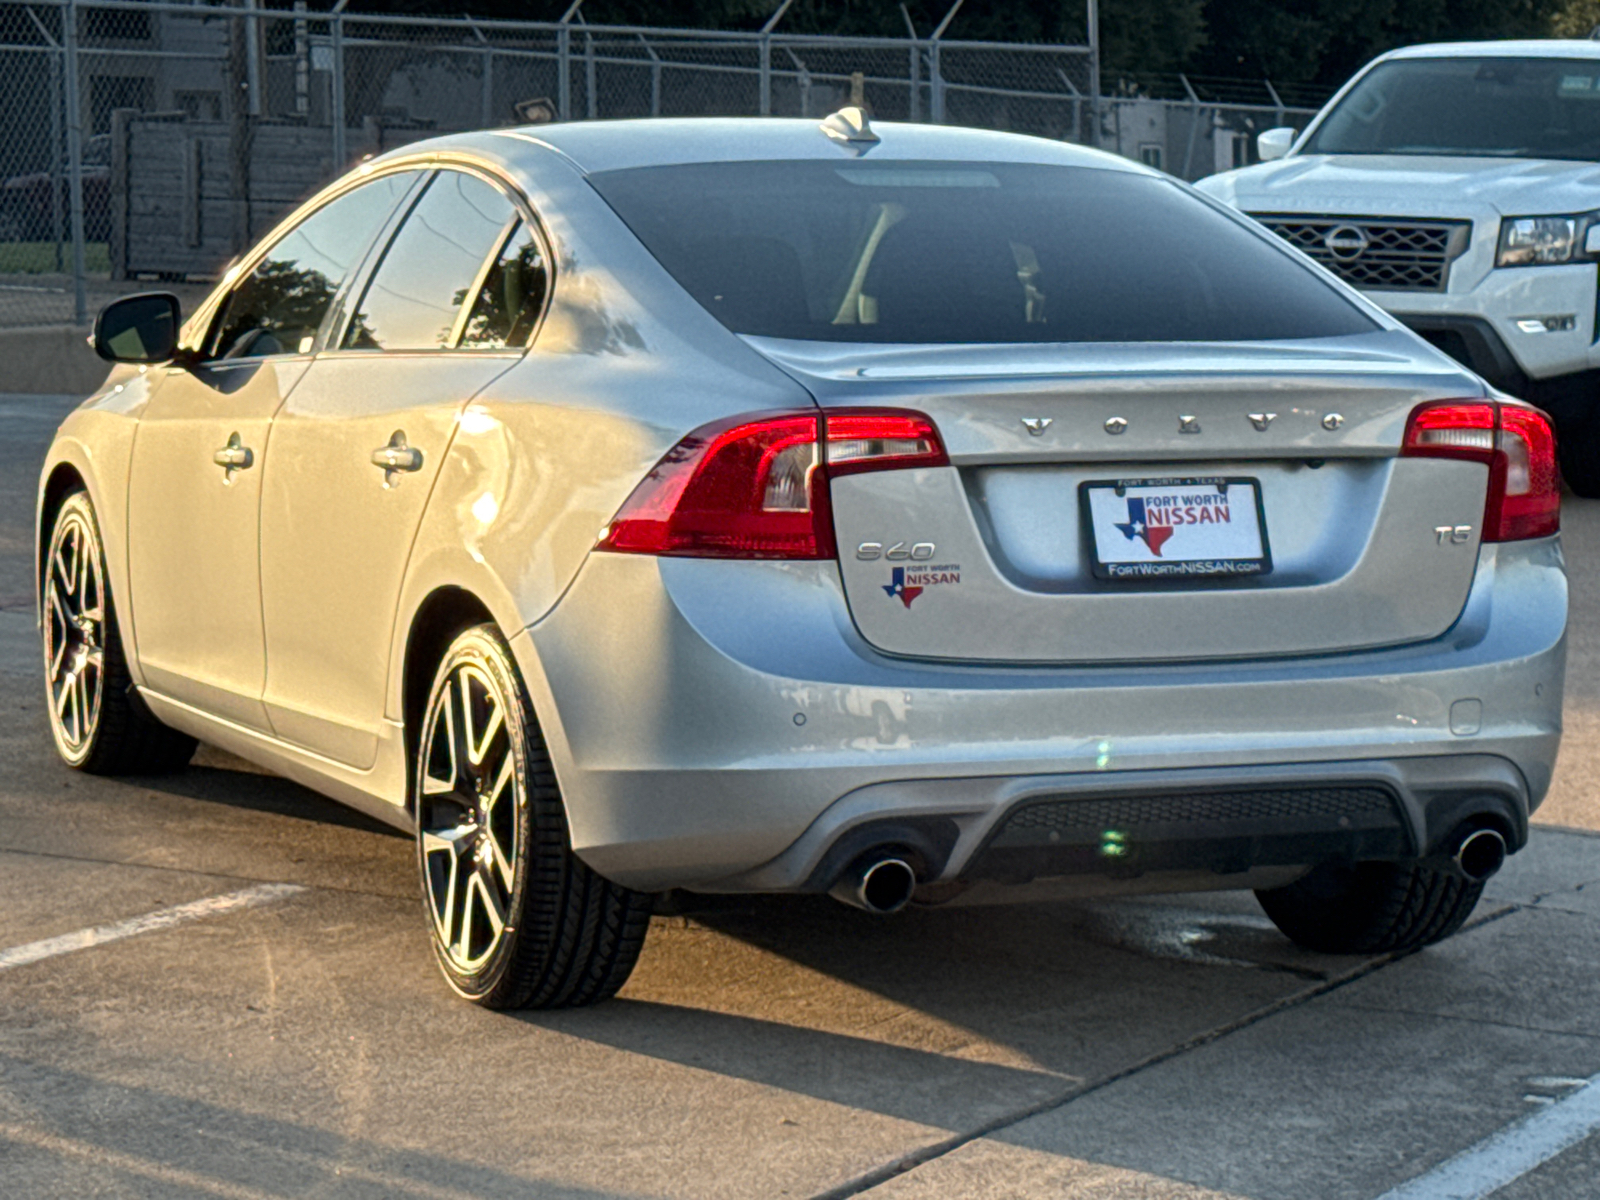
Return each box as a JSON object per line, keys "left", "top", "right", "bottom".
{"left": 1197, "top": 40, "right": 1600, "bottom": 495}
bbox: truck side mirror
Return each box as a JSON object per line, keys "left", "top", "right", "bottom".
{"left": 1257, "top": 127, "right": 1296, "bottom": 163}
{"left": 92, "top": 292, "right": 181, "bottom": 364}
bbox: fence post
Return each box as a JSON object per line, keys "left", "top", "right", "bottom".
{"left": 557, "top": 27, "right": 570, "bottom": 119}
{"left": 331, "top": 11, "right": 347, "bottom": 167}
{"left": 585, "top": 28, "right": 596, "bottom": 119}
{"left": 929, "top": 42, "right": 942, "bottom": 123}
{"left": 558, "top": 1, "right": 582, "bottom": 121}
{"left": 1086, "top": 0, "right": 1101, "bottom": 148}
{"left": 757, "top": 1, "right": 791, "bottom": 117}
{"left": 899, "top": 6, "right": 920, "bottom": 122}
{"left": 245, "top": 0, "right": 263, "bottom": 116}
{"left": 641, "top": 37, "right": 660, "bottom": 117}
{"left": 61, "top": 0, "right": 87, "bottom": 325}
{"left": 49, "top": 44, "right": 64, "bottom": 273}
{"left": 1180, "top": 74, "right": 1203, "bottom": 180}
{"left": 785, "top": 48, "right": 810, "bottom": 119}
{"left": 1264, "top": 78, "right": 1285, "bottom": 133}
{"left": 759, "top": 35, "right": 771, "bottom": 116}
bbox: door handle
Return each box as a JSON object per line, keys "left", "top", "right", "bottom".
{"left": 213, "top": 432, "right": 254, "bottom": 482}
{"left": 371, "top": 430, "right": 423, "bottom": 487}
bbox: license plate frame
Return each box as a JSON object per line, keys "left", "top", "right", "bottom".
{"left": 1080, "top": 476, "right": 1272, "bottom": 582}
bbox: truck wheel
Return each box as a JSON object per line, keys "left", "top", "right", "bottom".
{"left": 1256, "top": 859, "right": 1483, "bottom": 955}
{"left": 414, "top": 623, "right": 653, "bottom": 1008}
{"left": 1556, "top": 411, "right": 1600, "bottom": 499}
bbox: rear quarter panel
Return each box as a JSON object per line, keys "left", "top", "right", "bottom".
{"left": 386, "top": 136, "right": 813, "bottom": 721}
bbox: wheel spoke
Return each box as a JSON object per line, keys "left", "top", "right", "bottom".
{"left": 482, "top": 754, "right": 514, "bottom": 815}
{"left": 453, "top": 674, "right": 477, "bottom": 785}
{"left": 421, "top": 825, "right": 474, "bottom": 950}
{"left": 468, "top": 701, "right": 503, "bottom": 769}
{"left": 471, "top": 863, "right": 507, "bottom": 935}
{"left": 486, "top": 825, "right": 515, "bottom": 890}
{"left": 421, "top": 686, "right": 460, "bottom": 795}
{"left": 70, "top": 672, "right": 86, "bottom": 744}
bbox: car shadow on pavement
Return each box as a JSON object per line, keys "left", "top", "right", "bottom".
{"left": 0, "top": 1053, "right": 652, "bottom": 1200}
{"left": 522, "top": 891, "right": 1366, "bottom": 1128}
{"left": 107, "top": 746, "right": 407, "bottom": 839}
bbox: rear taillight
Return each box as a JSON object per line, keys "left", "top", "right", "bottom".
{"left": 1401, "top": 401, "right": 1560, "bottom": 542}
{"left": 596, "top": 408, "right": 949, "bottom": 559}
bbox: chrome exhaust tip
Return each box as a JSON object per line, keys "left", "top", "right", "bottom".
{"left": 829, "top": 856, "right": 917, "bottom": 914}
{"left": 1454, "top": 827, "right": 1507, "bottom": 884}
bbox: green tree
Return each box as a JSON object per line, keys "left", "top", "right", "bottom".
{"left": 1192, "top": 0, "right": 1565, "bottom": 86}
{"left": 1552, "top": 0, "right": 1600, "bottom": 37}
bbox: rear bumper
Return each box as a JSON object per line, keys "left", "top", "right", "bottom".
{"left": 716, "top": 754, "right": 1528, "bottom": 897}
{"left": 513, "top": 537, "right": 1565, "bottom": 894}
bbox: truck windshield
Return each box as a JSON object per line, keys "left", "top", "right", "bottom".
{"left": 1303, "top": 56, "right": 1600, "bottom": 161}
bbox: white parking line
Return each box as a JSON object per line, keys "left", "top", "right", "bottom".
{"left": 0, "top": 883, "right": 305, "bottom": 972}
{"left": 1376, "top": 1074, "right": 1600, "bottom": 1200}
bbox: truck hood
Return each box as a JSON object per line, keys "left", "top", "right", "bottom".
{"left": 1198, "top": 154, "right": 1600, "bottom": 219}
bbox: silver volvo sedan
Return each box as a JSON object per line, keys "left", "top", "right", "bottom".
{"left": 41, "top": 110, "right": 1566, "bottom": 1008}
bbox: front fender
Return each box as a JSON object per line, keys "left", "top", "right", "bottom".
{"left": 36, "top": 366, "right": 158, "bottom": 684}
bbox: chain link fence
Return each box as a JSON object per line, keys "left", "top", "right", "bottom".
{"left": 0, "top": 0, "right": 1322, "bottom": 329}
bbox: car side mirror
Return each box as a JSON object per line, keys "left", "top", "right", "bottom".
{"left": 92, "top": 292, "right": 181, "bottom": 364}
{"left": 1257, "top": 127, "right": 1296, "bottom": 163}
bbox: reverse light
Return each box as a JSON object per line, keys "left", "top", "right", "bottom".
{"left": 596, "top": 408, "right": 949, "bottom": 559}
{"left": 1401, "top": 401, "right": 1559, "bottom": 542}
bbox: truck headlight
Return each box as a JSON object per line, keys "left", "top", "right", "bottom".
{"left": 1496, "top": 213, "right": 1600, "bottom": 266}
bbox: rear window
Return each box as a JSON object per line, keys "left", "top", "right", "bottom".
{"left": 588, "top": 160, "right": 1375, "bottom": 344}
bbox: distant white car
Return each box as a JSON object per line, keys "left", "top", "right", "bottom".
{"left": 1197, "top": 40, "right": 1600, "bottom": 495}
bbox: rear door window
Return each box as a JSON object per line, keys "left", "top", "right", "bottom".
{"left": 343, "top": 171, "right": 518, "bottom": 351}
{"left": 206, "top": 171, "right": 417, "bottom": 359}
{"left": 459, "top": 221, "right": 549, "bottom": 349}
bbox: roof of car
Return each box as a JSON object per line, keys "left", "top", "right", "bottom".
{"left": 475, "top": 116, "right": 1145, "bottom": 177}
{"left": 1380, "top": 39, "right": 1600, "bottom": 62}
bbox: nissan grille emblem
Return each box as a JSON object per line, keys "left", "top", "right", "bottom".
{"left": 1324, "top": 224, "right": 1369, "bottom": 262}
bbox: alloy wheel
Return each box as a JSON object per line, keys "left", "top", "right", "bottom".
{"left": 43, "top": 507, "right": 106, "bottom": 760}
{"left": 418, "top": 662, "right": 522, "bottom": 973}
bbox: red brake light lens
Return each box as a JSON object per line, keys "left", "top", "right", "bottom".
{"left": 1401, "top": 400, "right": 1559, "bottom": 542}
{"left": 824, "top": 411, "right": 948, "bottom": 477}
{"left": 596, "top": 408, "right": 948, "bottom": 559}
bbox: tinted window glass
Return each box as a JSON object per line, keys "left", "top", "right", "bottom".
{"left": 207, "top": 172, "right": 416, "bottom": 359}
{"left": 590, "top": 161, "right": 1375, "bottom": 344}
{"left": 459, "top": 222, "right": 549, "bottom": 349}
{"left": 344, "top": 171, "right": 516, "bottom": 351}
{"left": 1303, "top": 57, "right": 1600, "bottom": 161}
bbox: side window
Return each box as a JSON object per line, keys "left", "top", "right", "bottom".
{"left": 459, "top": 222, "right": 549, "bottom": 349}
{"left": 206, "top": 172, "right": 416, "bottom": 360}
{"left": 343, "top": 171, "right": 517, "bottom": 351}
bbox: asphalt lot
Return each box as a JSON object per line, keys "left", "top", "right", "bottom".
{"left": 2, "top": 391, "right": 1599, "bottom": 1199}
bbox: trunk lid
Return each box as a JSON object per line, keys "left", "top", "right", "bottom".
{"left": 748, "top": 332, "right": 1491, "bottom": 664}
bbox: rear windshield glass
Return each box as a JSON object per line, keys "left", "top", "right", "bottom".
{"left": 1303, "top": 56, "right": 1600, "bottom": 161}
{"left": 588, "top": 160, "right": 1374, "bottom": 344}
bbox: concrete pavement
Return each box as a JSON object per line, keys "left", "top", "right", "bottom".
{"left": 1, "top": 392, "right": 1598, "bottom": 1199}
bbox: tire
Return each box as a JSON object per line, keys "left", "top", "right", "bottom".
{"left": 1555, "top": 409, "right": 1600, "bottom": 499}
{"left": 414, "top": 623, "right": 652, "bottom": 1008}
{"left": 1256, "top": 859, "right": 1484, "bottom": 955}
{"left": 42, "top": 490, "right": 197, "bottom": 775}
